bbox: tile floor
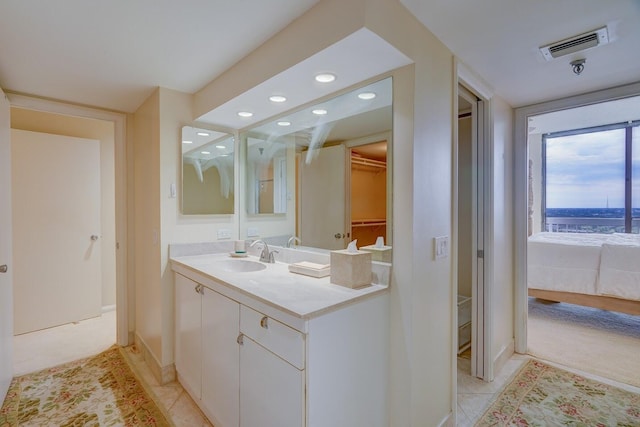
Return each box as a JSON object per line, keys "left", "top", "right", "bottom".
{"left": 456, "top": 351, "right": 529, "bottom": 426}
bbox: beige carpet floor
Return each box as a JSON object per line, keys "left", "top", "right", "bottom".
{"left": 527, "top": 297, "right": 640, "bottom": 388}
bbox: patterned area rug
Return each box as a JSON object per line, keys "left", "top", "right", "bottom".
{"left": 476, "top": 359, "right": 640, "bottom": 426}
{"left": 0, "top": 345, "right": 171, "bottom": 426}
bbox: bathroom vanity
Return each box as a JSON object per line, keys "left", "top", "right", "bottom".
{"left": 170, "top": 248, "right": 390, "bottom": 427}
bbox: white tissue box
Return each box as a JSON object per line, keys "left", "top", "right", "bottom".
{"left": 359, "top": 245, "right": 392, "bottom": 263}
{"left": 288, "top": 261, "right": 330, "bottom": 278}
{"left": 330, "top": 250, "right": 372, "bottom": 288}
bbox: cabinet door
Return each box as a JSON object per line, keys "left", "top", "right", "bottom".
{"left": 202, "top": 287, "right": 240, "bottom": 427}
{"left": 175, "top": 274, "right": 202, "bottom": 400}
{"left": 240, "top": 337, "right": 304, "bottom": 427}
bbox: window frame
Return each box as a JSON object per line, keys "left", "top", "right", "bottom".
{"left": 542, "top": 119, "right": 640, "bottom": 233}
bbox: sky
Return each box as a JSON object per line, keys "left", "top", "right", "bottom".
{"left": 545, "top": 127, "right": 639, "bottom": 209}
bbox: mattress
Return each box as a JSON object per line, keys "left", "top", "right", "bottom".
{"left": 598, "top": 233, "right": 640, "bottom": 301}
{"left": 528, "top": 232, "right": 640, "bottom": 301}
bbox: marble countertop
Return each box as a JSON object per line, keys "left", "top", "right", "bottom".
{"left": 170, "top": 252, "right": 388, "bottom": 321}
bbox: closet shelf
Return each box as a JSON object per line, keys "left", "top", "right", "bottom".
{"left": 350, "top": 156, "right": 387, "bottom": 169}
{"left": 351, "top": 219, "right": 387, "bottom": 227}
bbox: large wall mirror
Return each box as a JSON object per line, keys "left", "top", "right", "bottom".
{"left": 240, "top": 76, "right": 392, "bottom": 252}
{"left": 181, "top": 126, "right": 235, "bottom": 215}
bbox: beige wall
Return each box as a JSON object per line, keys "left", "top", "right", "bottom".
{"left": 11, "top": 108, "right": 117, "bottom": 308}
{"left": 133, "top": 89, "right": 162, "bottom": 363}
{"left": 133, "top": 87, "right": 238, "bottom": 370}
{"left": 490, "top": 96, "right": 515, "bottom": 371}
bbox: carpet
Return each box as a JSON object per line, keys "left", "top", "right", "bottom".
{"left": 476, "top": 359, "right": 640, "bottom": 426}
{"left": 0, "top": 345, "right": 171, "bottom": 426}
{"left": 528, "top": 297, "right": 640, "bottom": 388}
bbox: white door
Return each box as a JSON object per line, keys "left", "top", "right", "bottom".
{"left": 12, "top": 129, "right": 102, "bottom": 335}
{"left": 0, "top": 89, "right": 13, "bottom": 401}
{"left": 202, "top": 286, "right": 239, "bottom": 427}
{"left": 299, "top": 145, "right": 347, "bottom": 249}
{"left": 240, "top": 337, "right": 304, "bottom": 427}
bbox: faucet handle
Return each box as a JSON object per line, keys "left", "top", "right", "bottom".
{"left": 268, "top": 250, "right": 279, "bottom": 263}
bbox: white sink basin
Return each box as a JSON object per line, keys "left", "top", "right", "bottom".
{"left": 212, "top": 259, "right": 267, "bottom": 273}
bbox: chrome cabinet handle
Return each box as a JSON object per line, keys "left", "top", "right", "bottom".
{"left": 237, "top": 333, "right": 244, "bottom": 345}
{"left": 91, "top": 235, "right": 99, "bottom": 241}
{"left": 260, "top": 316, "right": 269, "bottom": 329}
{"left": 194, "top": 284, "right": 204, "bottom": 295}
{"left": 334, "top": 233, "right": 345, "bottom": 239}
{"left": 0, "top": 265, "right": 7, "bottom": 273}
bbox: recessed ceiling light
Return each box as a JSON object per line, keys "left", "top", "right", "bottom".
{"left": 358, "top": 92, "right": 376, "bottom": 100}
{"left": 315, "top": 73, "right": 336, "bottom": 83}
{"left": 196, "top": 132, "right": 210, "bottom": 136}
{"left": 277, "top": 121, "right": 291, "bottom": 126}
{"left": 182, "top": 140, "right": 193, "bottom": 144}
{"left": 237, "top": 111, "right": 253, "bottom": 118}
{"left": 312, "top": 109, "right": 328, "bottom": 115}
{"left": 201, "top": 151, "right": 210, "bottom": 155}
{"left": 215, "top": 145, "right": 226, "bottom": 149}
{"left": 269, "top": 95, "right": 287, "bottom": 103}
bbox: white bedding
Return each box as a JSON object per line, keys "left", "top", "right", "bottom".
{"left": 527, "top": 232, "right": 640, "bottom": 301}
{"left": 598, "top": 233, "right": 640, "bottom": 301}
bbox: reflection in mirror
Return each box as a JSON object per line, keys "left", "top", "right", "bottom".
{"left": 181, "top": 126, "right": 234, "bottom": 215}
{"left": 246, "top": 136, "right": 288, "bottom": 214}
{"left": 241, "top": 77, "right": 392, "bottom": 253}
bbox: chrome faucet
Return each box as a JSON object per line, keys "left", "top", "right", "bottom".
{"left": 286, "top": 236, "right": 301, "bottom": 248}
{"left": 250, "top": 239, "right": 279, "bottom": 263}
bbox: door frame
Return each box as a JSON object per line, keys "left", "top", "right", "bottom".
{"left": 7, "top": 93, "right": 129, "bottom": 346}
{"left": 454, "top": 59, "right": 495, "bottom": 387}
{"left": 513, "top": 81, "right": 640, "bottom": 353}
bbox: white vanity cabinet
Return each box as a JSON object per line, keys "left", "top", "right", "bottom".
{"left": 175, "top": 273, "right": 240, "bottom": 427}
{"left": 173, "top": 263, "right": 389, "bottom": 427}
{"left": 239, "top": 305, "right": 305, "bottom": 427}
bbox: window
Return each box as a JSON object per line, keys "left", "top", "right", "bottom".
{"left": 543, "top": 122, "right": 640, "bottom": 233}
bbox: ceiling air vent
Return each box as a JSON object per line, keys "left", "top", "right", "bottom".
{"left": 539, "top": 26, "right": 609, "bottom": 61}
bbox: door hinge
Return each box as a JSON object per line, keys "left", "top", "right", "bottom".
{"left": 477, "top": 250, "right": 484, "bottom": 259}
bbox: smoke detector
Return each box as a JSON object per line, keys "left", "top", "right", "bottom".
{"left": 539, "top": 26, "right": 609, "bottom": 61}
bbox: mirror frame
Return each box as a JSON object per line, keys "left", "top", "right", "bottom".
{"left": 180, "top": 124, "right": 237, "bottom": 216}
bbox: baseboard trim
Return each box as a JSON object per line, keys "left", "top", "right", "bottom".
{"left": 101, "top": 304, "right": 116, "bottom": 314}
{"left": 134, "top": 333, "right": 176, "bottom": 385}
{"left": 438, "top": 411, "right": 455, "bottom": 427}
{"left": 494, "top": 339, "right": 515, "bottom": 376}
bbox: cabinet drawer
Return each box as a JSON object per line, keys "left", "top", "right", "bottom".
{"left": 240, "top": 305, "right": 305, "bottom": 370}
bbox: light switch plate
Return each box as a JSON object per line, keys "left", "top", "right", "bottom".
{"left": 434, "top": 236, "right": 449, "bottom": 260}
{"left": 217, "top": 229, "right": 232, "bottom": 240}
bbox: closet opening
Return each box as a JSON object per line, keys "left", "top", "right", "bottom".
{"left": 348, "top": 141, "right": 388, "bottom": 248}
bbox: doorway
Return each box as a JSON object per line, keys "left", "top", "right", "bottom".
{"left": 456, "top": 83, "right": 489, "bottom": 381}
{"left": 514, "top": 82, "right": 640, "bottom": 355}
{"left": 521, "top": 96, "right": 640, "bottom": 387}
{"left": 9, "top": 103, "right": 123, "bottom": 374}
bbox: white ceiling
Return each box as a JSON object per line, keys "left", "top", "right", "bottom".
{"left": 1, "top": 0, "right": 639, "bottom": 114}
{"left": 0, "top": 0, "right": 319, "bottom": 112}
{"left": 401, "top": 0, "right": 640, "bottom": 107}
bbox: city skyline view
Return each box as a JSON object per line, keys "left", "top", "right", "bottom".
{"left": 545, "top": 127, "right": 639, "bottom": 209}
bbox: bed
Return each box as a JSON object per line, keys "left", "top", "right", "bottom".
{"left": 527, "top": 232, "right": 640, "bottom": 315}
